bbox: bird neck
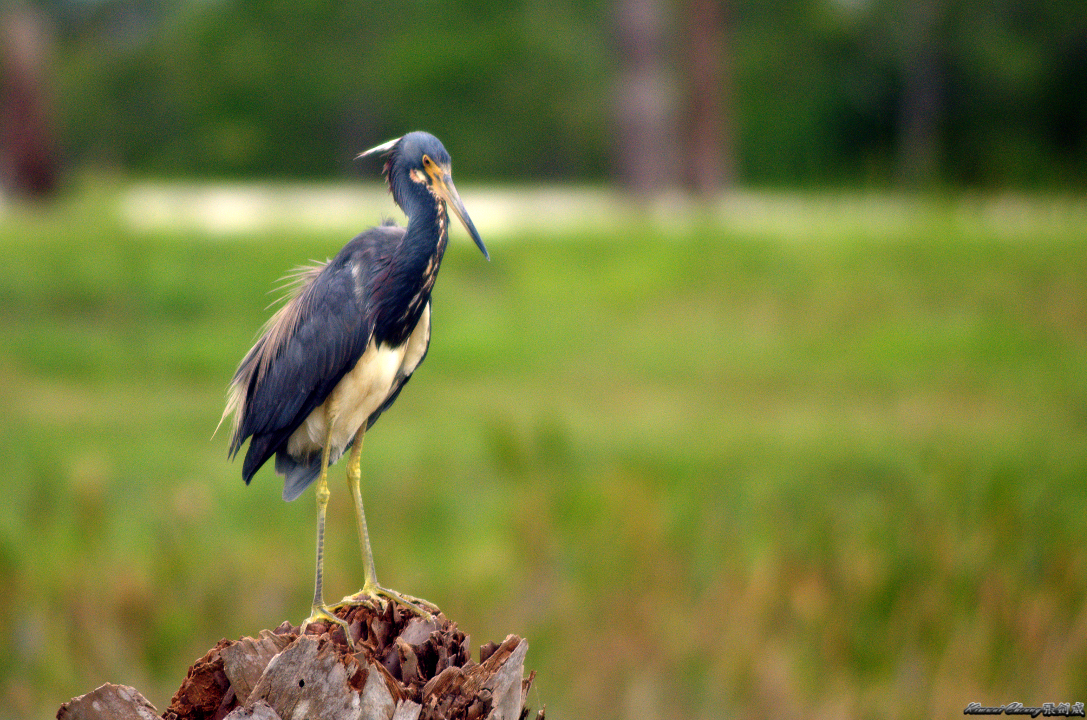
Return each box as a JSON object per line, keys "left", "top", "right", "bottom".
{"left": 402, "top": 194, "right": 448, "bottom": 271}
{"left": 372, "top": 194, "right": 447, "bottom": 347}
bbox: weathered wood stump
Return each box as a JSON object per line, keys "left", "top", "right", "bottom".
{"left": 57, "top": 602, "right": 541, "bottom": 720}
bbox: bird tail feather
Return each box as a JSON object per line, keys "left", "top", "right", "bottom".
{"left": 276, "top": 450, "right": 323, "bottom": 501}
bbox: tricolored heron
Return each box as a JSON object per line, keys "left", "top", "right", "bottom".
{"left": 220, "top": 131, "right": 489, "bottom": 641}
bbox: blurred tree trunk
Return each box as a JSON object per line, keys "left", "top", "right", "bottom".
{"left": 1, "top": 6, "right": 59, "bottom": 197}
{"left": 614, "top": 0, "right": 679, "bottom": 194}
{"left": 895, "top": 0, "right": 943, "bottom": 187}
{"left": 683, "top": 0, "right": 734, "bottom": 195}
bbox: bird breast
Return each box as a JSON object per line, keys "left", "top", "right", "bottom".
{"left": 286, "top": 303, "right": 431, "bottom": 461}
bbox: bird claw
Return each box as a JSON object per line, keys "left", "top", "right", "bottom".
{"left": 301, "top": 604, "right": 356, "bottom": 650}
{"left": 334, "top": 585, "right": 438, "bottom": 621}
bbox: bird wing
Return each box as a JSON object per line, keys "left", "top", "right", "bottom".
{"left": 273, "top": 301, "right": 431, "bottom": 502}
{"left": 224, "top": 228, "right": 400, "bottom": 483}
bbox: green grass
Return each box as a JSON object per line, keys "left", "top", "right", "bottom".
{"left": 1, "top": 183, "right": 1086, "bottom": 720}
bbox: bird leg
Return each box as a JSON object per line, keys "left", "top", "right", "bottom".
{"left": 300, "top": 415, "right": 355, "bottom": 647}
{"left": 347, "top": 426, "right": 378, "bottom": 588}
{"left": 334, "top": 425, "right": 437, "bottom": 618}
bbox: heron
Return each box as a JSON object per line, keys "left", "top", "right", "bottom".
{"left": 219, "top": 131, "right": 489, "bottom": 642}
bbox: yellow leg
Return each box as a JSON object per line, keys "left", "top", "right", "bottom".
{"left": 300, "top": 414, "right": 355, "bottom": 647}
{"left": 346, "top": 426, "right": 379, "bottom": 590}
{"left": 334, "top": 425, "right": 435, "bottom": 618}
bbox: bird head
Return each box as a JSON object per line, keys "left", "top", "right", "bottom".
{"left": 358, "top": 132, "right": 490, "bottom": 260}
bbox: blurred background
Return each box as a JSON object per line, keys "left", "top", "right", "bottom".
{"left": 1, "top": 0, "right": 1086, "bottom": 718}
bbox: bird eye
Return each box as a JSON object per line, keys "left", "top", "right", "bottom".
{"left": 422, "top": 155, "right": 433, "bottom": 168}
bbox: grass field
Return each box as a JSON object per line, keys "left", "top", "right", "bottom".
{"left": 1, "top": 182, "right": 1086, "bottom": 719}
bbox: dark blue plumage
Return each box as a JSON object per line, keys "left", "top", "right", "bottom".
{"left": 234, "top": 231, "right": 383, "bottom": 492}
{"left": 222, "top": 131, "right": 488, "bottom": 501}
{"left": 220, "top": 130, "right": 489, "bottom": 634}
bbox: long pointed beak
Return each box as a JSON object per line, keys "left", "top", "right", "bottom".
{"left": 437, "top": 175, "right": 489, "bottom": 261}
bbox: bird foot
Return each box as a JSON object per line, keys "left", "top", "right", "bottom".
{"left": 301, "top": 604, "right": 356, "bottom": 650}
{"left": 333, "top": 584, "right": 438, "bottom": 620}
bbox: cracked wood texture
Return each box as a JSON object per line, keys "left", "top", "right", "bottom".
{"left": 56, "top": 603, "right": 542, "bottom": 720}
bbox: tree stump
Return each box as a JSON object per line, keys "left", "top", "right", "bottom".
{"left": 57, "top": 602, "right": 542, "bottom": 720}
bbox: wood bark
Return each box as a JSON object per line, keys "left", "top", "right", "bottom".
{"left": 57, "top": 603, "right": 541, "bottom": 720}
{"left": 683, "top": 0, "right": 735, "bottom": 194}
{"left": 614, "top": 0, "right": 678, "bottom": 193}
{"left": 56, "top": 684, "right": 160, "bottom": 720}
{"left": 0, "top": 7, "right": 59, "bottom": 196}
{"left": 895, "top": 0, "right": 944, "bottom": 187}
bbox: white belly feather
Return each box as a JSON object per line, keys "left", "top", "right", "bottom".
{"left": 286, "top": 303, "right": 430, "bottom": 461}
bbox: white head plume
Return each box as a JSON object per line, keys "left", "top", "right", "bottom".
{"left": 356, "top": 136, "right": 401, "bottom": 159}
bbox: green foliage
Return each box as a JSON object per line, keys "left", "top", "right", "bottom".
{"left": 2, "top": 183, "right": 1087, "bottom": 718}
{"left": 52, "top": 0, "right": 611, "bottom": 180}
{"left": 43, "top": 0, "right": 1087, "bottom": 187}
{"left": 733, "top": 0, "right": 1087, "bottom": 187}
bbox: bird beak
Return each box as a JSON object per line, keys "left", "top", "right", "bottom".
{"left": 434, "top": 173, "right": 490, "bottom": 261}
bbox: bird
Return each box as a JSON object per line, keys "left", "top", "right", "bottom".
{"left": 219, "top": 131, "right": 489, "bottom": 642}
